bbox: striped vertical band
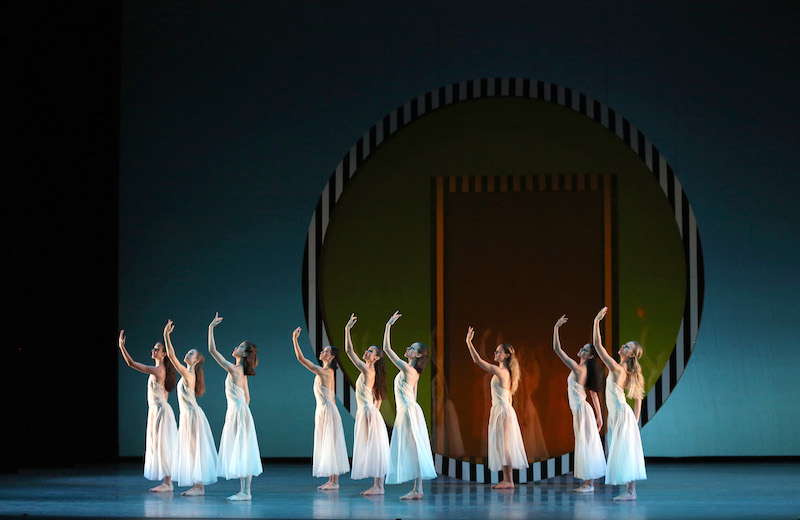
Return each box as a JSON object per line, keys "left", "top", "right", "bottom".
{"left": 301, "top": 78, "right": 704, "bottom": 481}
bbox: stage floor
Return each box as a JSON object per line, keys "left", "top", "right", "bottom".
{"left": 1, "top": 461, "right": 798, "bottom": 519}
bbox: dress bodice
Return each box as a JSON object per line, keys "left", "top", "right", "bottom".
{"left": 224, "top": 373, "right": 246, "bottom": 406}
{"left": 355, "top": 373, "right": 375, "bottom": 408}
{"left": 176, "top": 377, "right": 199, "bottom": 412}
{"left": 313, "top": 374, "right": 335, "bottom": 406}
{"left": 567, "top": 372, "right": 588, "bottom": 411}
{"left": 147, "top": 374, "right": 169, "bottom": 407}
{"left": 490, "top": 374, "right": 512, "bottom": 407}
{"left": 393, "top": 373, "right": 417, "bottom": 408}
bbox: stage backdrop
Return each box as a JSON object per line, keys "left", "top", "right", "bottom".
{"left": 118, "top": 1, "right": 799, "bottom": 460}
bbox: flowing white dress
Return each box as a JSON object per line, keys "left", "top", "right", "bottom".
{"left": 386, "top": 373, "right": 437, "bottom": 484}
{"left": 567, "top": 372, "right": 606, "bottom": 480}
{"left": 217, "top": 374, "right": 263, "bottom": 479}
{"left": 604, "top": 375, "right": 647, "bottom": 485}
{"left": 172, "top": 378, "right": 218, "bottom": 486}
{"left": 487, "top": 375, "right": 528, "bottom": 471}
{"left": 143, "top": 374, "right": 177, "bottom": 481}
{"left": 351, "top": 373, "right": 390, "bottom": 480}
{"left": 312, "top": 375, "right": 350, "bottom": 477}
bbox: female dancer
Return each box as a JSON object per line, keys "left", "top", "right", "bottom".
{"left": 118, "top": 331, "right": 177, "bottom": 492}
{"left": 592, "top": 307, "right": 647, "bottom": 500}
{"left": 292, "top": 326, "right": 350, "bottom": 490}
{"left": 163, "top": 320, "right": 218, "bottom": 496}
{"left": 552, "top": 315, "right": 606, "bottom": 493}
{"left": 344, "top": 313, "right": 390, "bottom": 495}
{"left": 208, "top": 313, "right": 263, "bottom": 501}
{"left": 383, "top": 311, "right": 436, "bottom": 500}
{"left": 465, "top": 327, "right": 528, "bottom": 489}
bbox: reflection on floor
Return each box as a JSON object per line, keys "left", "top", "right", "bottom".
{"left": 1, "top": 461, "right": 798, "bottom": 519}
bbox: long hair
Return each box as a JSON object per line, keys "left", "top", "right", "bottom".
{"left": 622, "top": 341, "right": 644, "bottom": 400}
{"left": 498, "top": 343, "right": 521, "bottom": 395}
{"left": 412, "top": 342, "right": 429, "bottom": 374}
{"left": 583, "top": 343, "right": 605, "bottom": 394}
{"left": 325, "top": 345, "right": 341, "bottom": 371}
{"left": 156, "top": 342, "right": 177, "bottom": 392}
{"left": 242, "top": 341, "right": 258, "bottom": 376}
{"left": 193, "top": 353, "right": 206, "bottom": 397}
{"left": 371, "top": 346, "right": 388, "bottom": 403}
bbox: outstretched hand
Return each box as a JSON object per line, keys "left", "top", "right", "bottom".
{"left": 209, "top": 312, "right": 223, "bottom": 329}
{"left": 466, "top": 326, "right": 475, "bottom": 344}
{"left": 594, "top": 307, "right": 608, "bottom": 322}
{"left": 292, "top": 326, "right": 302, "bottom": 340}
{"left": 118, "top": 330, "right": 126, "bottom": 349}
{"left": 555, "top": 314, "right": 568, "bottom": 328}
{"left": 164, "top": 319, "right": 174, "bottom": 336}
{"left": 386, "top": 310, "right": 402, "bottom": 326}
{"left": 346, "top": 313, "right": 358, "bottom": 330}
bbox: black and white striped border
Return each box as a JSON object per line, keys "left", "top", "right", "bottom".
{"left": 302, "top": 78, "right": 704, "bottom": 482}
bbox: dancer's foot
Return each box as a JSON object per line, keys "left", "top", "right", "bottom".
{"left": 149, "top": 483, "right": 173, "bottom": 493}
{"left": 361, "top": 485, "right": 384, "bottom": 496}
{"left": 613, "top": 491, "right": 637, "bottom": 501}
{"left": 227, "top": 491, "right": 252, "bottom": 501}
{"left": 494, "top": 481, "right": 514, "bottom": 489}
{"left": 399, "top": 491, "right": 423, "bottom": 500}
{"left": 573, "top": 483, "right": 594, "bottom": 494}
{"left": 318, "top": 482, "right": 339, "bottom": 491}
{"left": 181, "top": 485, "right": 204, "bottom": 496}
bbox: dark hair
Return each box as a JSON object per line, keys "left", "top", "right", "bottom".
{"left": 194, "top": 353, "right": 206, "bottom": 397}
{"left": 371, "top": 346, "right": 388, "bottom": 403}
{"left": 155, "top": 342, "right": 177, "bottom": 392}
{"left": 324, "top": 345, "right": 341, "bottom": 371}
{"left": 583, "top": 343, "right": 605, "bottom": 394}
{"left": 242, "top": 341, "right": 258, "bottom": 376}
{"left": 412, "top": 342, "right": 429, "bottom": 374}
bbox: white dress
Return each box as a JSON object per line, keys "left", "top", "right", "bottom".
{"left": 172, "top": 378, "right": 218, "bottom": 486}
{"left": 351, "top": 373, "right": 390, "bottom": 480}
{"left": 604, "top": 375, "right": 647, "bottom": 485}
{"left": 567, "top": 372, "right": 606, "bottom": 480}
{"left": 217, "top": 374, "right": 263, "bottom": 479}
{"left": 488, "top": 375, "right": 528, "bottom": 471}
{"left": 386, "top": 373, "right": 437, "bottom": 484}
{"left": 143, "top": 374, "right": 177, "bottom": 481}
{"left": 312, "top": 374, "right": 350, "bottom": 477}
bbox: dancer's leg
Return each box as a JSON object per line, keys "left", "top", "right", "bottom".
{"left": 228, "top": 476, "right": 253, "bottom": 501}
{"left": 150, "top": 476, "right": 173, "bottom": 493}
{"left": 494, "top": 465, "right": 514, "bottom": 489}
{"left": 181, "top": 483, "right": 204, "bottom": 496}
{"left": 400, "top": 476, "right": 424, "bottom": 500}
{"left": 573, "top": 478, "right": 594, "bottom": 493}
{"left": 613, "top": 480, "right": 637, "bottom": 501}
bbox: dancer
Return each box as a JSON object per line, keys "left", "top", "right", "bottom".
{"left": 118, "top": 331, "right": 177, "bottom": 492}
{"left": 292, "top": 326, "right": 350, "bottom": 490}
{"left": 344, "top": 314, "right": 390, "bottom": 495}
{"left": 593, "top": 307, "right": 647, "bottom": 500}
{"left": 552, "top": 315, "right": 606, "bottom": 493}
{"left": 465, "top": 327, "right": 528, "bottom": 489}
{"left": 208, "top": 313, "right": 263, "bottom": 501}
{"left": 163, "top": 320, "right": 218, "bottom": 496}
{"left": 383, "top": 311, "right": 436, "bottom": 500}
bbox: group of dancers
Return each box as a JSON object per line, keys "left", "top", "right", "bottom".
{"left": 120, "top": 306, "right": 646, "bottom": 502}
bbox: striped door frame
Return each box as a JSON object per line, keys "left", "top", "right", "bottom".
{"left": 301, "top": 78, "right": 705, "bottom": 482}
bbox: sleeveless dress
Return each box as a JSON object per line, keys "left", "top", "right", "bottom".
{"left": 567, "top": 372, "right": 606, "bottom": 480}
{"left": 217, "top": 374, "right": 263, "bottom": 479}
{"left": 604, "top": 375, "right": 647, "bottom": 485}
{"left": 172, "top": 377, "right": 218, "bottom": 486}
{"left": 386, "top": 373, "right": 437, "bottom": 484}
{"left": 312, "top": 375, "right": 350, "bottom": 477}
{"left": 143, "top": 374, "right": 177, "bottom": 481}
{"left": 487, "top": 375, "right": 528, "bottom": 471}
{"left": 351, "top": 373, "right": 390, "bottom": 480}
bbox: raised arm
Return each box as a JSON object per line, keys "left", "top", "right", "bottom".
{"left": 207, "top": 313, "right": 237, "bottom": 373}
{"left": 590, "top": 390, "right": 604, "bottom": 431}
{"left": 344, "top": 314, "right": 367, "bottom": 373}
{"left": 163, "top": 320, "right": 191, "bottom": 379}
{"left": 552, "top": 315, "right": 580, "bottom": 372}
{"left": 592, "top": 307, "right": 619, "bottom": 371}
{"left": 465, "top": 327, "right": 501, "bottom": 375}
{"left": 117, "top": 330, "right": 160, "bottom": 375}
{"left": 292, "top": 327, "right": 326, "bottom": 375}
{"left": 382, "top": 311, "right": 412, "bottom": 374}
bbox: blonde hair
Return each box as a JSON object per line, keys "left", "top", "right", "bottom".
{"left": 622, "top": 341, "right": 644, "bottom": 400}
{"left": 499, "top": 344, "right": 521, "bottom": 395}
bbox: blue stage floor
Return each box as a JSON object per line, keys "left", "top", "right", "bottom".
{"left": 1, "top": 461, "right": 798, "bottom": 519}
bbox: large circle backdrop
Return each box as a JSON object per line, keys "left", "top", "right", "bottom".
{"left": 302, "top": 78, "right": 704, "bottom": 483}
